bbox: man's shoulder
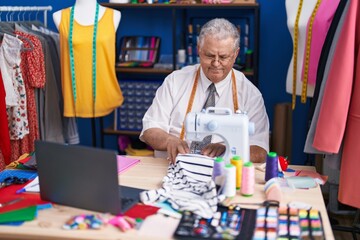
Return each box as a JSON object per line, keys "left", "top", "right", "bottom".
{"left": 171, "top": 64, "right": 198, "bottom": 76}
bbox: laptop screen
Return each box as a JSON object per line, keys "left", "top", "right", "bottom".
{"left": 35, "top": 140, "right": 137, "bottom": 214}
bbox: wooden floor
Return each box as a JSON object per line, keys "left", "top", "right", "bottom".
{"left": 331, "top": 213, "right": 360, "bottom": 240}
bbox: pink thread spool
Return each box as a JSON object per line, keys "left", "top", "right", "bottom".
{"left": 241, "top": 162, "right": 255, "bottom": 197}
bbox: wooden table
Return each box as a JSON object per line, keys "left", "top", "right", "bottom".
{"left": 0, "top": 157, "right": 334, "bottom": 240}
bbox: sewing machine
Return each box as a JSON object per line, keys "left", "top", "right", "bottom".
{"left": 185, "top": 107, "right": 254, "bottom": 163}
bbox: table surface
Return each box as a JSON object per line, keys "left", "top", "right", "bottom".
{"left": 0, "top": 157, "right": 334, "bottom": 240}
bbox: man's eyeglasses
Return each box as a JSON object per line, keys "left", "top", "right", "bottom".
{"left": 200, "top": 52, "right": 236, "bottom": 65}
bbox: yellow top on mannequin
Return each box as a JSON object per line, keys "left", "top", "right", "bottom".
{"left": 54, "top": 0, "right": 123, "bottom": 117}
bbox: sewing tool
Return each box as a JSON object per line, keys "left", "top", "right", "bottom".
{"left": 185, "top": 107, "right": 254, "bottom": 164}
{"left": 0, "top": 197, "right": 24, "bottom": 208}
{"left": 212, "top": 157, "right": 225, "bottom": 184}
{"left": 241, "top": 162, "right": 254, "bottom": 197}
{"left": 0, "top": 176, "right": 28, "bottom": 189}
{"left": 230, "top": 155, "right": 243, "bottom": 190}
{"left": 265, "top": 152, "right": 278, "bottom": 181}
{"left": 222, "top": 164, "right": 236, "bottom": 197}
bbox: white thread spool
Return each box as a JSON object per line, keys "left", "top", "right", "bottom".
{"left": 222, "top": 164, "right": 236, "bottom": 197}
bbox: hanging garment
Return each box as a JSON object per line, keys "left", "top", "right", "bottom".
{"left": 0, "top": 34, "right": 29, "bottom": 140}
{"left": 0, "top": 71, "right": 11, "bottom": 168}
{"left": 300, "top": 0, "right": 340, "bottom": 87}
{"left": 304, "top": 0, "right": 349, "bottom": 154}
{"left": 59, "top": 7, "right": 123, "bottom": 117}
{"left": 10, "top": 31, "right": 45, "bottom": 162}
{"left": 338, "top": 0, "right": 360, "bottom": 209}
{"left": 311, "top": 0, "right": 360, "bottom": 208}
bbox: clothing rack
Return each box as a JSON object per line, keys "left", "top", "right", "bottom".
{"left": 0, "top": 6, "right": 52, "bottom": 27}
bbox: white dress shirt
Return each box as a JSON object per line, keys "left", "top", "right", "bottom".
{"left": 140, "top": 64, "right": 270, "bottom": 158}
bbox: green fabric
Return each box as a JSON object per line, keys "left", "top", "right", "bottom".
{"left": 0, "top": 206, "right": 37, "bottom": 223}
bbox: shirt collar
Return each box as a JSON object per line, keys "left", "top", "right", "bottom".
{"left": 199, "top": 67, "right": 232, "bottom": 96}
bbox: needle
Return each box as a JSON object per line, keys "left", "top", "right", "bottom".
{"left": 0, "top": 197, "right": 24, "bottom": 208}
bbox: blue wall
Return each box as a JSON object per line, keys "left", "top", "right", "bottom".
{"left": 1, "top": 0, "right": 312, "bottom": 165}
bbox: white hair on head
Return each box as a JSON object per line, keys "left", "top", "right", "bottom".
{"left": 198, "top": 18, "right": 240, "bottom": 51}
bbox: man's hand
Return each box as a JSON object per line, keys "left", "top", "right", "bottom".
{"left": 166, "top": 135, "right": 190, "bottom": 164}
{"left": 201, "top": 143, "right": 225, "bottom": 158}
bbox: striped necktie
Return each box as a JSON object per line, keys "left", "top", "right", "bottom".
{"left": 190, "top": 83, "right": 216, "bottom": 154}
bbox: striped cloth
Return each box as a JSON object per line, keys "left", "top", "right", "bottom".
{"left": 139, "top": 154, "right": 218, "bottom": 219}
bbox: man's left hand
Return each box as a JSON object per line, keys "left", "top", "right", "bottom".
{"left": 201, "top": 143, "right": 225, "bottom": 158}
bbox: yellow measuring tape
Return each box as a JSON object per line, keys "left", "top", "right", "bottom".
{"left": 301, "top": 0, "right": 322, "bottom": 104}
{"left": 292, "top": 0, "right": 303, "bottom": 110}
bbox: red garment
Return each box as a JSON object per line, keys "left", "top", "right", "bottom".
{"left": 10, "top": 32, "right": 45, "bottom": 162}
{"left": 313, "top": 0, "right": 360, "bottom": 208}
{"left": 0, "top": 71, "right": 11, "bottom": 169}
{"left": 339, "top": 0, "right": 360, "bottom": 209}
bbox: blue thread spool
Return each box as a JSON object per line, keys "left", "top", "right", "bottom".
{"left": 265, "top": 152, "right": 278, "bottom": 182}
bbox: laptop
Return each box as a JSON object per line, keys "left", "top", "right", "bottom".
{"left": 35, "top": 140, "right": 144, "bottom": 215}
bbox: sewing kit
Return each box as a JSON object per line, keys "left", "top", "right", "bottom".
{"left": 174, "top": 204, "right": 324, "bottom": 240}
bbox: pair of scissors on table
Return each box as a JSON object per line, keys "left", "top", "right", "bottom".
{"left": 0, "top": 176, "right": 28, "bottom": 189}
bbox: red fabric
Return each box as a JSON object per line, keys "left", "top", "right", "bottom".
{"left": 0, "top": 183, "right": 49, "bottom": 214}
{"left": 339, "top": 0, "right": 360, "bottom": 209}
{"left": 312, "top": 0, "right": 356, "bottom": 153}
{"left": 0, "top": 71, "right": 11, "bottom": 168}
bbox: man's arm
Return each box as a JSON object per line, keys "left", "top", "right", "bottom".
{"left": 141, "top": 128, "right": 189, "bottom": 163}
{"left": 250, "top": 145, "right": 267, "bottom": 163}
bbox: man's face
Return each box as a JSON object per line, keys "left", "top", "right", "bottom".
{"left": 198, "top": 36, "right": 239, "bottom": 83}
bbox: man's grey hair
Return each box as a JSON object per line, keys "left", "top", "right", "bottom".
{"left": 198, "top": 18, "right": 240, "bottom": 51}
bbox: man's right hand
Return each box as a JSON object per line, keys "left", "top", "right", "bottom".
{"left": 166, "top": 135, "right": 190, "bottom": 164}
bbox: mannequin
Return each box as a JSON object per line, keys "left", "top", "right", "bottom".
{"left": 53, "top": 0, "right": 121, "bottom": 31}
{"left": 53, "top": 0, "right": 124, "bottom": 118}
{"left": 285, "top": 0, "right": 317, "bottom": 106}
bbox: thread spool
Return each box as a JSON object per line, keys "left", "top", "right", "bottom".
{"left": 222, "top": 164, "right": 236, "bottom": 197}
{"left": 213, "top": 157, "right": 225, "bottom": 185}
{"left": 265, "top": 152, "right": 278, "bottom": 182}
{"left": 241, "top": 162, "right": 255, "bottom": 196}
{"left": 264, "top": 178, "right": 282, "bottom": 202}
{"left": 230, "top": 155, "right": 243, "bottom": 190}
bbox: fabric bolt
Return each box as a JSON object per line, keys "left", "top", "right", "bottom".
{"left": 0, "top": 71, "right": 11, "bottom": 168}
{"left": 0, "top": 34, "right": 29, "bottom": 140}
{"left": 11, "top": 31, "right": 46, "bottom": 162}
{"left": 190, "top": 83, "right": 216, "bottom": 154}
{"left": 59, "top": 7, "right": 123, "bottom": 117}
{"left": 304, "top": 0, "right": 349, "bottom": 154}
{"left": 285, "top": 0, "right": 317, "bottom": 98}
{"left": 300, "top": 0, "right": 340, "bottom": 86}
{"left": 139, "top": 155, "right": 218, "bottom": 219}
{"left": 140, "top": 64, "right": 269, "bottom": 159}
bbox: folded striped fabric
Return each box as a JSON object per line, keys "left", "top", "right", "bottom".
{"left": 140, "top": 154, "right": 218, "bottom": 218}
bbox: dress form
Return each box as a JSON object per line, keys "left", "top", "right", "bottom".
{"left": 53, "top": 0, "right": 121, "bottom": 30}
{"left": 285, "top": 0, "right": 317, "bottom": 98}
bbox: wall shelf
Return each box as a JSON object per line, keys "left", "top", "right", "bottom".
{"left": 100, "top": 2, "right": 260, "bottom": 145}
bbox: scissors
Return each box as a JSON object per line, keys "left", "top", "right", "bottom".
{"left": 0, "top": 176, "right": 28, "bottom": 189}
